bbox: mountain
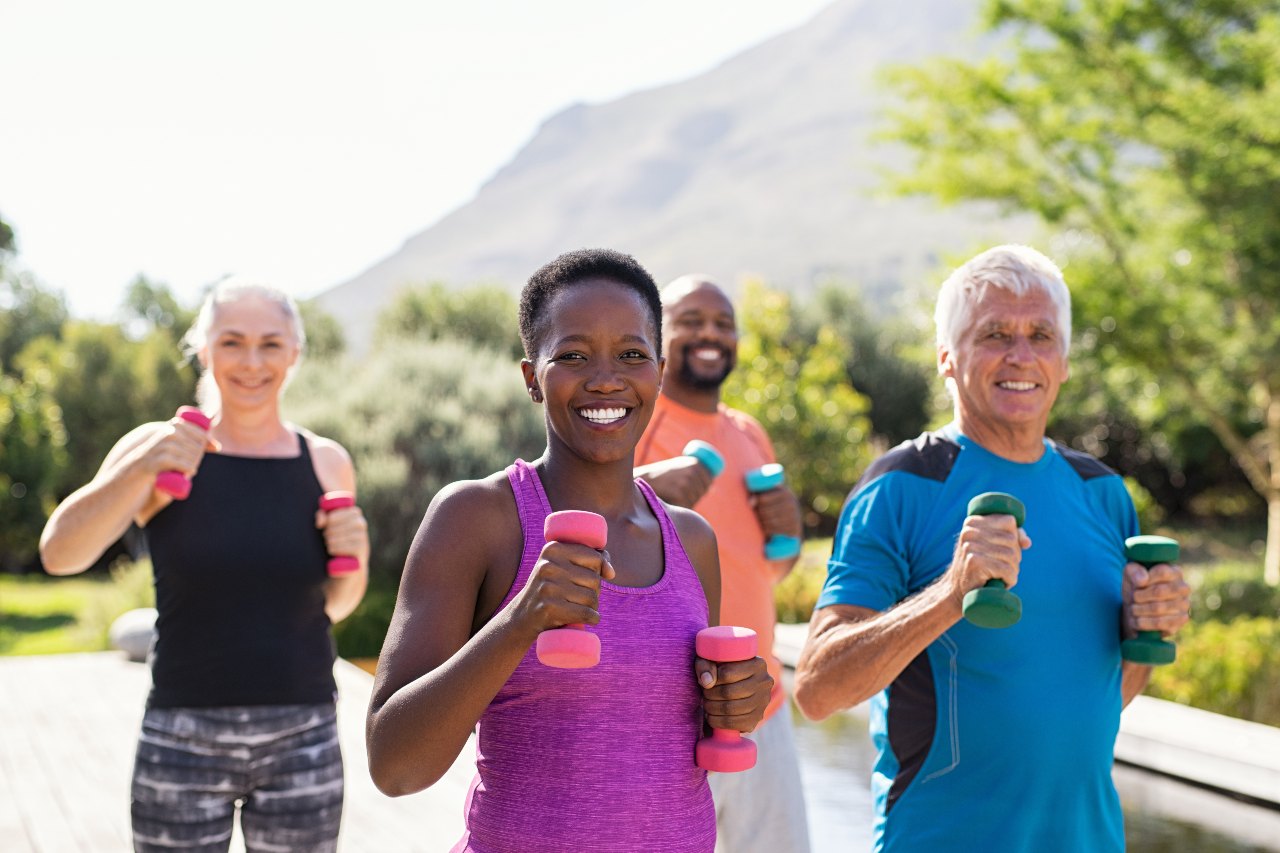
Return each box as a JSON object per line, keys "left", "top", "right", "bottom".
{"left": 317, "top": 0, "right": 1029, "bottom": 348}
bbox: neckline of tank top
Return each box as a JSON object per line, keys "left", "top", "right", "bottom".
{"left": 206, "top": 430, "right": 305, "bottom": 460}
{"left": 521, "top": 462, "right": 685, "bottom": 597}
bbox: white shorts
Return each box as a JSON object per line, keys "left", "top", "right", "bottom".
{"left": 708, "top": 705, "right": 811, "bottom": 853}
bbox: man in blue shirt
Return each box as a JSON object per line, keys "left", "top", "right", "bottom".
{"left": 793, "top": 245, "right": 1191, "bottom": 851}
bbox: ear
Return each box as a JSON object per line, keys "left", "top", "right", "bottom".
{"left": 937, "top": 344, "right": 954, "bottom": 379}
{"left": 656, "top": 355, "right": 666, "bottom": 391}
{"left": 520, "top": 359, "right": 542, "bottom": 403}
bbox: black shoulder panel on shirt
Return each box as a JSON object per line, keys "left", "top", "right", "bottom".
{"left": 1052, "top": 440, "right": 1118, "bottom": 482}
{"left": 856, "top": 431, "right": 961, "bottom": 493}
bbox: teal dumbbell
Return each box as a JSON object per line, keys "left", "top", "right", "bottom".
{"left": 744, "top": 463, "right": 802, "bottom": 560}
{"left": 683, "top": 440, "right": 725, "bottom": 477}
{"left": 1120, "top": 535, "right": 1179, "bottom": 665}
{"left": 961, "top": 492, "right": 1025, "bottom": 629}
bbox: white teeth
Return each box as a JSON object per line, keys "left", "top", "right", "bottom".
{"left": 999, "top": 381, "right": 1037, "bottom": 391}
{"left": 579, "top": 407, "right": 627, "bottom": 424}
{"left": 694, "top": 348, "right": 722, "bottom": 361}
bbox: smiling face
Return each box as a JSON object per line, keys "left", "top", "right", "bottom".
{"left": 938, "top": 285, "right": 1069, "bottom": 460}
{"left": 200, "top": 295, "right": 301, "bottom": 412}
{"left": 661, "top": 280, "right": 737, "bottom": 406}
{"left": 521, "top": 277, "right": 664, "bottom": 464}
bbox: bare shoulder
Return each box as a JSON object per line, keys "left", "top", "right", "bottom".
{"left": 665, "top": 502, "right": 717, "bottom": 557}
{"left": 399, "top": 470, "right": 522, "bottom": 609}
{"left": 296, "top": 426, "right": 355, "bottom": 492}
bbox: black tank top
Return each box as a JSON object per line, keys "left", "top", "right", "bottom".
{"left": 144, "top": 433, "right": 337, "bottom": 708}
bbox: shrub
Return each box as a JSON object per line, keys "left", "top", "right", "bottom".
{"left": 286, "top": 338, "right": 546, "bottom": 657}
{"left": 775, "top": 540, "right": 831, "bottom": 624}
{"left": 1188, "top": 561, "right": 1280, "bottom": 623}
{"left": 1146, "top": 617, "right": 1280, "bottom": 726}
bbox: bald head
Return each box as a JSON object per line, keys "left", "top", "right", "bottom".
{"left": 660, "top": 274, "right": 738, "bottom": 403}
{"left": 660, "top": 274, "right": 725, "bottom": 310}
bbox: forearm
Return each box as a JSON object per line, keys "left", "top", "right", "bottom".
{"left": 367, "top": 609, "right": 536, "bottom": 795}
{"left": 324, "top": 570, "right": 367, "bottom": 623}
{"left": 39, "top": 459, "right": 154, "bottom": 574}
{"left": 1121, "top": 661, "right": 1152, "bottom": 707}
{"left": 794, "top": 582, "right": 963, "bottom": 720}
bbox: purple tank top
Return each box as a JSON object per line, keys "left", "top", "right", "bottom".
{"left": 453, "top": 459, "right": 716, "bottom": 853}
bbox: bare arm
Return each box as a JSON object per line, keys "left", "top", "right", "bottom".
{"left": 634, "top": 455, "right": 714, "bottom": 508}
{"left": 794, "top": 513, "right": 1029, "bottom": 720}
{"left": 366, "top": 478, "right": 615, "bottom": 796}
{"left": 307, "top": 433, "right": 368, "bottom": 623}
{"left": 39, "top": 418, "right": 213, "bottom": 574}
{"left": 670, "top": 504, "right": 772, "bottom": 734}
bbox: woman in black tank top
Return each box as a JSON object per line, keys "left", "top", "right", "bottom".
{"left": 39, "top": 276, "right": 369, "bottom": 853}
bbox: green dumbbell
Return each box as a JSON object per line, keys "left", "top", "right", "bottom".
{"left": 1120, "top": 535, "right": 1179, "bottom": 665}
{"left": 961, "top": 492, "right": 1025, "bottom": 629}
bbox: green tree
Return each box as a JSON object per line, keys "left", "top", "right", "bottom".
{"left": 1, "top": 270, "right": 69, "bottom": 376}
{"left": 285, "top": 338, "right": 544, "bottom": 655}
{"left": 299, "top": 300, "right": 346, "bottom": 361}
{"left": 16, "top": 322, "right": 196, "bottom": 499}
{"left": 808, "top": 286, "right": 934, "bottom": 445}
{"left": 375, "top": 283, "right": 522, "bottom": 358}
{"left": 122, "top": 275, "right": 196, "bottom": 345}
{"left": 883, "top": 0, "right": 1280, "bottom": 581}
{"left": 722, "top": 282, "right": 877, "bottom": 530}
{"left": 0, "top": 373, "right": 68, "bottom": 570}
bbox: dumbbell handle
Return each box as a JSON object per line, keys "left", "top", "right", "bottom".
{"left": 536, "top": 511, "right": 608, "bottom": 669}
{"left": 744, "top": 464, "right": 802, "bottom": 560}
{"left": 1122, "top": 536, "right": 1179, "bottom": 665}
{"left": 961, "top": 492, "right": 1025, "bottom": 629}
{"left": 154, "top": 407, "right": 212, "bottom": 500}
{"left": 319, "top": 491, "right": 360, "bottom": 576}
{"left": 695, "top": 626, "right": 758, "bottom": 772}
{"left": 683, "top": 440, "right": 725, "bottom": 478}
{"left": 968, "top": 492, "right": 1024, "bottom": 592}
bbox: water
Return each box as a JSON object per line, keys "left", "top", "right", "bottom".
{"left": 790, "top": 706, "right": 1280, "bottom": 852}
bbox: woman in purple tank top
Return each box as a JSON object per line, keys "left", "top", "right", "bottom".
{"left": 368, "top": 249, "right": 774, "bottom": 852}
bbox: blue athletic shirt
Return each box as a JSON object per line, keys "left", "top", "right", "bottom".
{"left": 817, "top": 424, "right": 1138, "bottom": 852}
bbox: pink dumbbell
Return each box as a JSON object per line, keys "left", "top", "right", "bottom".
{"left": 695, "top": 626, "right": 759, "bottom": 772}
{"left": 154, "top": 406, "right": 213, "bottom": 499}
{"left": 319, "top": 491, "right": 361, "bottom": 576}
{"left": 536, "top": 510, "right": 608, "bottom": 669}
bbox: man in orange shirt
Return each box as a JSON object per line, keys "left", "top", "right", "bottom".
{"left": 636, "top": 275, "right": 810, "bottom": 853}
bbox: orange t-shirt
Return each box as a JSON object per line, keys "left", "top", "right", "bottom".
{"left": 636, "top": 395, "right": 787, "bottom": 719}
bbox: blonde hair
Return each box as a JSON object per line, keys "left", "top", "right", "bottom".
{"left": 181, "top": 275, "right": 306, "bottom": 413}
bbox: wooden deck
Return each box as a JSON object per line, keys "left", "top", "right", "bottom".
{"left": 0, "top": 653, "right": 474, "bottom": 852}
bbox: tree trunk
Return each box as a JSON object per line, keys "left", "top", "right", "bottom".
{"left": 1268, "top": 494, "right": 1280, "bottom": 587}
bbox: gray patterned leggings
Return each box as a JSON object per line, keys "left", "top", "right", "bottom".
{"left": 130, "top": 703, "right": 343, "bottom": 852}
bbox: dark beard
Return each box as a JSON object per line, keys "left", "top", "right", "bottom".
{"left": 678, "top": 343, "right": 734, "bottom": 390}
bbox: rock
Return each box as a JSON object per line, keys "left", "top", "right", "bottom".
{"left": 109, "top": 608, "right": 157, "bottom": 663}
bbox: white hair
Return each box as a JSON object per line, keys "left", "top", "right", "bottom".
{"left": 181, "top": 275, "right": 306, "bottom": 413}
{"left": 934, "top": 244, "right": 1072, "bottom": 357}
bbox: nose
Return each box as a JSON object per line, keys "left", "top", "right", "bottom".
{"left": 1005, "top": 335, "right": 1034, "bottom": 365}
{"left": 584, "top": 360, "right": 625, "bottom": 393}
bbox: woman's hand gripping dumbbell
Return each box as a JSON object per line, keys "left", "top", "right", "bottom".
{"left": 154, "top": 406, "right": 214, "bottom": 500}
{"left": 694, "top": 626, "right": 773, "bottom": 772}
{"left": 317, "top": 491, "right": 365, "bottom": 577}
{"left": 535, "top": 510, "right": 613, "bottom": 669}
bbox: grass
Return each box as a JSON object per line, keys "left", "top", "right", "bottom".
{"left": 0, "top": 559, "right": 154, "bottom": 655}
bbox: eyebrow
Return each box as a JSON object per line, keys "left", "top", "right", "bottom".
{"left": 552, "top": 333, "right": 651, "bottom": 347}
{"left": 216, "top": 330, "right": 288, "bottom": 339}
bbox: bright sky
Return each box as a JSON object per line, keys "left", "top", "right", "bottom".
{"left": 1, "top": 0, "right": 835, "bottom": 320}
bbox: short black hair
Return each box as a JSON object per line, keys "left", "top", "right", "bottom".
{"left": 518, "top": 248, "right": 663, "bottom": 359}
